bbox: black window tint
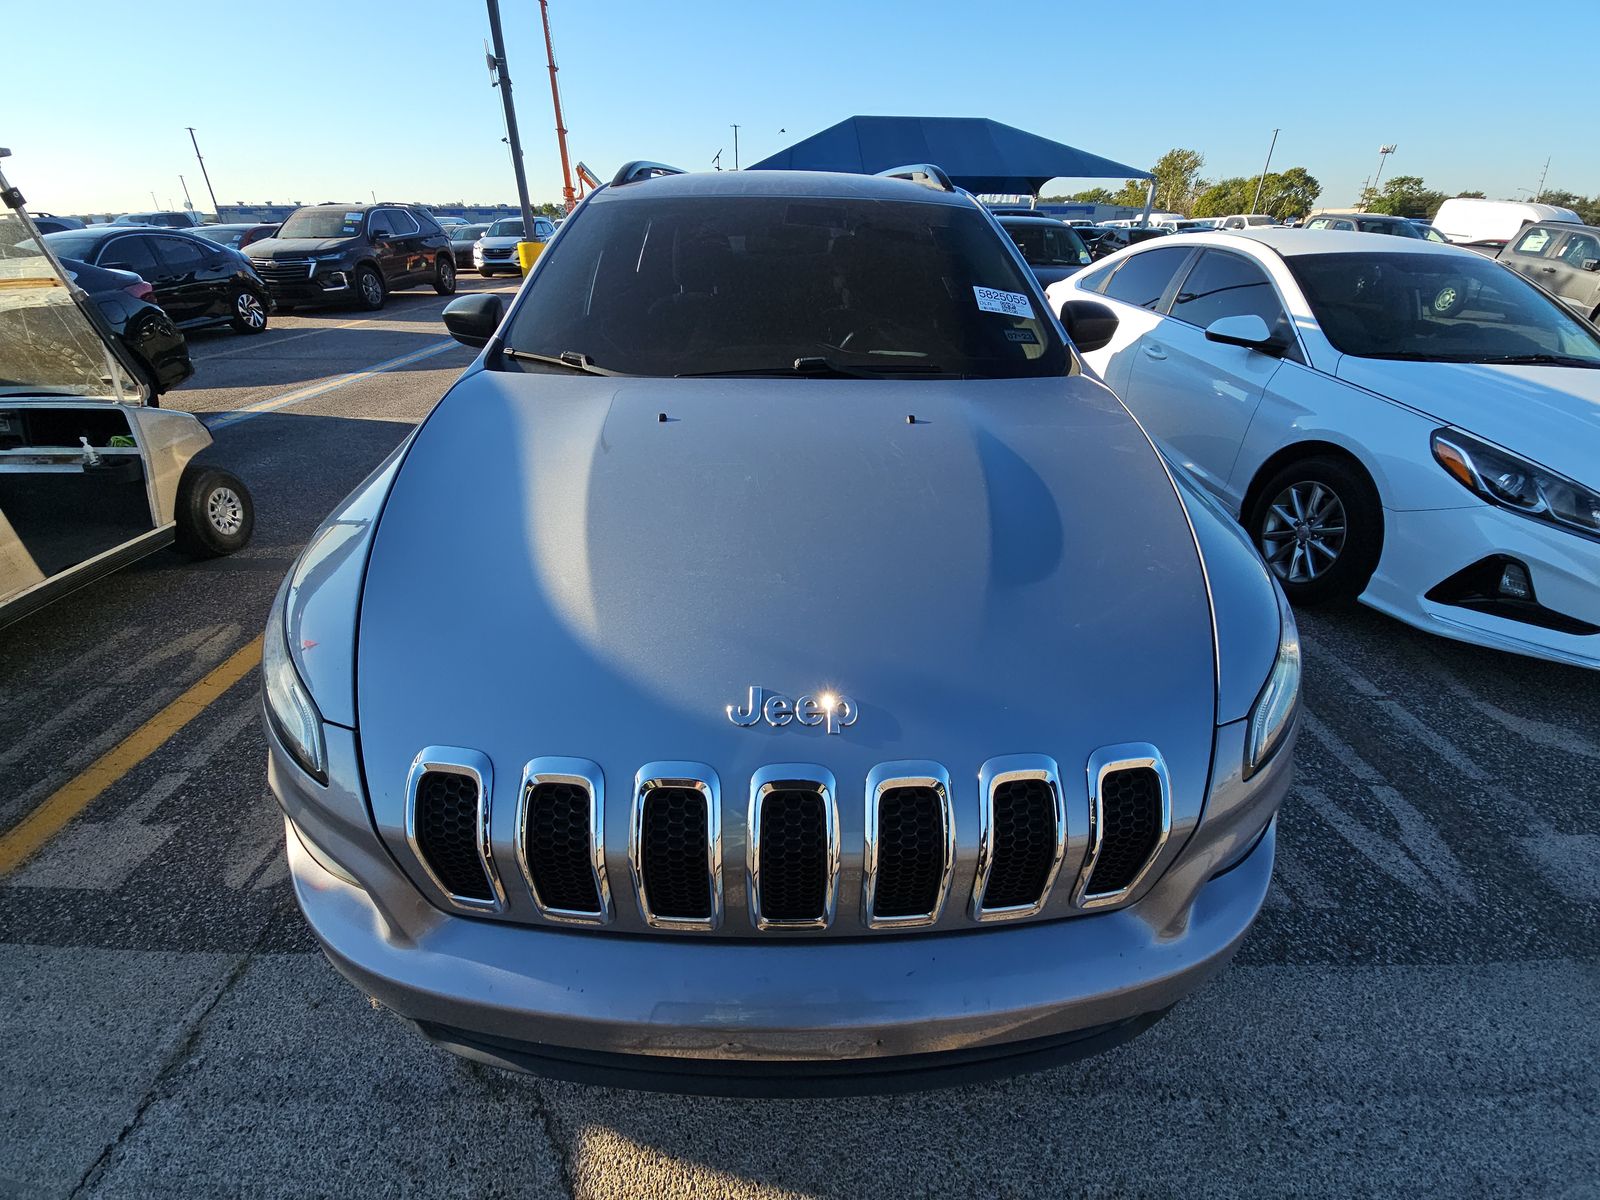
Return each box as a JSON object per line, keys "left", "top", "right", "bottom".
{"left": 153, "top": 237, "right": 207, "bottom": 273}
{"left": 386, "top": 209, "right": 420, "bottom": 236}
{"left": 412, "top": 210, "right": 442, "bottom": 233}
{"left": 499, "top": 195, "right": 1068, "bottom": 379}
{"left": 1074, "top": 262, "right": 1117, "bottom": 294}
{"left": 99, "top": 236, "right": 161, "bottom": 275}
{"left": 1101, "top": 246, "right": 1193, "bottom": 310}
{"left": 1169, "top": 250, "right": 1288, "bottom": 334}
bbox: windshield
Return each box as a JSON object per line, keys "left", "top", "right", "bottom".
{"left": 1289, "top": 251, "right": 1600, "bottom": 366}
{"left": 487, "top": 218, "right": 524, "bottom": 238}
{"left": 41, "top": 232, "right": 101, "bottom": 260}
{"left": 277, "top": 208, "right": 366, "bottom": 239}
{"left": 455, "top": 224, "right": 489, "bottom": 239}
{"left": 0, "top": 205, "right": 139, "bottom": 400}
{"left": 1355, "top": 218, "right": 1423, "bottom": 238}
{"left": 193, "top": 226, "right": 243, "bottom": 245}
{"left": 499, "top": 194, "right": 1067, "bottom": 379}
{"left": 1003, "top": 222, "right": 1091, "bottom": 267}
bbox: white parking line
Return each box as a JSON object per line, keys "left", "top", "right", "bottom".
{"left": 202, "top": 340, "right": 457, "bottom": 431}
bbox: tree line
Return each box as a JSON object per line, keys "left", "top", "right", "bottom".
{"left": 1040, "top": 147, "right": 1600, "bottom": 224}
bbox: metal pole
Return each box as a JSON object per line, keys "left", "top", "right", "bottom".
{"left": 486, "top": 0, "right": 536, "bottom": 233}
{"left": 731, "top": 124, "right": 741, "bottom": 171}
{"left": 1534, "top": 157, "right": 1550, "bottom": 204}
{"left": 539, "top": 0, "right": 577, "bottom": 212}
{"left": 179, "top": 174, "right": 193, "bottom": 210}
{"left": 1369, "top": 144, "right": 1396, "bottom": 205}
{"left": 1250, "top": 128, "right": 1279, "bottom": 215}
{"left": 186, "top": 127, "right": 219, "bottom": 215}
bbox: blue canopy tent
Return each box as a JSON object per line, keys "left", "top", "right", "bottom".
{"left": 747, "top": 116, "right": 1153, "bottom": 209}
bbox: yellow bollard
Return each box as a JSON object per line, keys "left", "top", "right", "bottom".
{"left": 517, "top": 241, "right": 545, "bottom": 275}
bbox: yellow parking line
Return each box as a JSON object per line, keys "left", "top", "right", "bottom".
{"left": 0, "top": 634, "right": 264, "bottom": 876}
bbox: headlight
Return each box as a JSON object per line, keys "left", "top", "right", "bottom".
{"left": 1432, "top": 429, "right": 1600, "bottom": 541}
{"left": 309, "top": 251, "right": 346, "bottom": 262}
{"left": 263, "top": 596, "right": 327, "bottom": 783}
{"left": 1245, "top": 584, "right": 1301, "bottom": 777}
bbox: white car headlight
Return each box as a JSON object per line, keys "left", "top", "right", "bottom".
{"left": 1245, "top": 584, "right": 1301, "bottom": 777}
{"left": 1432, "top": 429, "right": 1600, "bottom": 541}
{"left": 263, "top": 596, "right": 327, "bottom": 783}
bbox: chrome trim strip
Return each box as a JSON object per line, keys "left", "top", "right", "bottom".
{"left": 861, "top": 761, "right": 955, "bottom": 930}
{"left": 629, "top": 761, "right": 722, "bottom": 932}
{"left": 746, "top": 765, "right": 840, "bottom": 931}
{"left": 1073, "top": 743, "right": 1173, "bottom": 910}
{"left": 403, "top": 746, "right": 504, "bottom": 913}
{"left": 515, "top": 757, "right": 612, "bottom": 926}
{"left": 970, "top": 755, "right": 1067, "bottom": 922}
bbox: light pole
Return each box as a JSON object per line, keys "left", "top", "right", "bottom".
{"left": 179, "top": 174, "right": 194, "bottom": 211}
{"left": 731, "top": 124, "right": 741, "bottom": 171}
{"left": 185, "top": 127, "right": 220, "bottom": 216}
{"left": 1251, "top": 128, "right": 1280, "bottom": 215}
{"left": 484, "top": 0, "right": 536, "bottom": 235}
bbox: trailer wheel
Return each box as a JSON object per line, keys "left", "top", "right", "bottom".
{"left": 175, "top": 466, "right": 254, "bottom": 558}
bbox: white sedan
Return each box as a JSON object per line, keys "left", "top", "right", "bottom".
{"left": 1048, "top": 228, "right": 1600, "bottom": 669}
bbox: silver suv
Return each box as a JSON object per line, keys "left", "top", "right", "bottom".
{"left": 263, "top": 161, "right": 1300, "bottom": 1094}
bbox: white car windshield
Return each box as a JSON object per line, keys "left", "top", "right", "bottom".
{"left": 1289, "top": 251, "right": 1600, "bottom": 367}
{"left": 486, "top": 218, "right": 525, "bottom": 238}
{"left": 499, "top": 194, "right": 1068, "bottom": 379}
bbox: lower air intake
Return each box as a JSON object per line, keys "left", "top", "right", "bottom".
{"left": 640, "top": 786, "right": 713, "bottom": 922}
{"left": 1086, "top": 766, "right": 1162, "bottom": 897}
{"left": 414, "top": 770, "right": 494, "bottom": 903}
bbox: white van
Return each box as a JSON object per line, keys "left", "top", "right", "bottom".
{"left": 1431, "top": 198, "right": 1580, "bottom": 247}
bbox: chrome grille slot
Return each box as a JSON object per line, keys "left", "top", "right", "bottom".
{"left": 973, "top": 757, "right": 1066, "bottom": 921}
{"left": 748, "top": 768, "right": 839, "bottom": 930}
{"left": 631, "top": 764, "right": 722, "bottom": 931}
{"left": 404, "top": 749, "right": 501, "bottom": 912}
{"left": 863, "top": 764, "right": 954, "bottom": 929}
{"left": 516, "top": 758, "right": 610, "bottom": 924}
{"left": 1076, "top": 746, "right": 1172, "bottom": 908}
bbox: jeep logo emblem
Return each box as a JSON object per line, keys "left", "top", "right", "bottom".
{"left": 726, "top": 686, "right": 858, "bottom": 734}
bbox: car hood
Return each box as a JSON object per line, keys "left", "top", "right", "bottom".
{"left": 246, "top": 237, "right": 359, "bottom": 258}
{"left": 477, "top": 236, "right": 523, "bottom": 249}
{"left": 355, "top": 371, "right": 1218, "bottom": 826}
{"left": 1334, "top": 357, "right": 1600, "bottom": 486}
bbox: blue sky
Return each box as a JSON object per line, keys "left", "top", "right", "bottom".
{"left": 10, "top": 0, "right": 1589, "bottom": 215}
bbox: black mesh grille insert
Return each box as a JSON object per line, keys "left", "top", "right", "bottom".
{"left": 871, "top": 785, "right": 946, "bottom": 919}
{"left": 415, "top": 770, "right": 492, "bottom": 902}
{"left": 640, "top": 786, "right": 712, "bottom": 920}
{"left": 757, "top": 787, "right": 828, "bottom": 923}
{"left": 524, "top": 781, "right": 601, "bottom": 914}
{"left": 982, "top": 777, "right": 1058, "bottom": 910}
{"left": 1086, "top": 767, "right": 1162, "bottom": 896}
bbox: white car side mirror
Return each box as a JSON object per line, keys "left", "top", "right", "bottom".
{"left": 1204, "top": 314, "right": 1276, "bottom": 353}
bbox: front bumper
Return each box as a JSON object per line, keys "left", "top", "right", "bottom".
{"left": 253, "top": 262, "right": 357, "bottom": 303}
{"left": 271, "top": 718, "right": 1290, "bottom": 1095}
{"left": 1362, "top": 502, "right": 1600, "bottom": 669}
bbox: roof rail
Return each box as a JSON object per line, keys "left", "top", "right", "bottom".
{"left": 875, "top": 164, "right": 955, "bottom": 193}
{"left": 610, "top": 161, "right": 686, "bottom": 187}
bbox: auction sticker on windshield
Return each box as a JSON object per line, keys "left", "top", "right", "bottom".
{"left": 974, "top": 286, "right": 1035, "bottom": 319}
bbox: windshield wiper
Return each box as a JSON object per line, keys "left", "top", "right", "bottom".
{"left": 502, "top": 348, "right": 623, "bottom": 376}
{"left": 1473, "top": 353, "right": 1600, "bottom": 369}
{"left": 678, "top": 356, "right": 954, "bottom": 379}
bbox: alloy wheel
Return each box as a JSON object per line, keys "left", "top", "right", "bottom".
{"left": 207, "top": 486, "right": 245, "bottom": 536}
{"left": 236, "top": 292, "right": 267, "bottom": 329}
{"left": 361, "top": 272, "right": 383, "bottom": 306}
{"left": 1258, "top": 481, "right": 1347, "bottom": 584}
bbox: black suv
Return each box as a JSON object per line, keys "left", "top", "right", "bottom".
{"left": 246, "top": 203, "right": 455, "bottom": 311}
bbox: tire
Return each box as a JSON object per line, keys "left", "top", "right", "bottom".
{"left": 478, "top": 267, "right": 494, "bottom": 278}
{"left": 354, "top": 265, "right": 386, "bottom": 311}
{"left": 175, "top": 466, "right": 254, "bottom": 558}
{"left": 229, "top": 288, "right": 269, "bottom": 334}
{"left": 433, "top": 254, "right": 457, "bottom": 295}
{"left": 1246, "top": 456, "right": 1382, "bottom": 605}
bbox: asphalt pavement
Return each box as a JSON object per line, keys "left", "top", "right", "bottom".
{"left": 1, "top": 278, "right": 1596, "bottom": 1199}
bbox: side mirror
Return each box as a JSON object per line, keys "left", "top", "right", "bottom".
{"left": 442, "top": 292, "right": 504, "bottom": 348}
{"left": 1204, "top": 313, "right": 1278, "bottom": 353}
{"left": 1583, "top": 259, "right": 1600, "bottom": 272}
{"left": 1058, "top": 299, "right": 1118, "bottom": 353}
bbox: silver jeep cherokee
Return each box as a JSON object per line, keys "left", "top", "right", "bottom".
{"left": 264, "top": 162, "right": 1300, "bottom": 1095}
